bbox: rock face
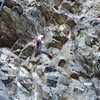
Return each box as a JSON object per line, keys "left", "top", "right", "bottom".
{"left": 0, "top": 1, "right": 35, "bottom": 47}
{"left": 0, "top": 0, "right": 100, "bottom": 100}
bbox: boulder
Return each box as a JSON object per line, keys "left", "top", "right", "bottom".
{"left": 70, "top": 73, "right": 80, "bottom": 80}
{"left": 35, "top": 65, "right": 46, "bottom": 77}
{"left": 67, "top": 18, "right": 76, "bottom": 28}
{"left": 18, "top": 67, "right": 31, "bottom": 79}
{"left": 52, "top": 13, "right": 68, "bottom": 25}
{"left": 6, "top": 81, "right": 17, "bottom": 96}
{"left": 0, "top": 6, "right": 19, "bottom": 47}
{"left": 44, "top": 66, "right": 57, "bottom": 73}
{"left": 62, "top": 2, "right": 72, "bottom": 13}
{"left": 22, "top": 62, "right": 33, "bottom": 72}
{"left": 57, "top": 84, "right": 71, "bottom": 99}
{"left": 40, "top": 5, "right": 67, "bottom": 25}
{"left": 19, "top": 42, "right": 35, "bottom": 59}
{"left": 0, "top": 0, "right": 5, "bottom": 11}
{"left": 47, "top": 76, "right": 58, "bottom": 87}
{"left": 32, "top": 83, "right": 43, "bottom": 100}
{"left": 20, "top": 82, "right": 32, "bottom": 92}
{"left": 58, "top": 75, "right": 72, "bottom": 86}
{"left": 0, "top": 5, "right": 35, "bottom": 47}
{"left": 16, "top": 82, "right": 31, "bottom": 100}
{"left": 52, "top": 34, "right": 68, "bottom": 44}
{"left": 1, "top": 75, "right": 16, "bottom": 84}
{"left": 5, "top": 0, "right": 17, "bottom": 8}
{"left": 19, "top": 78, "right": 32, "bottom": 92}
{"left": 39, "top": 53, "right": 51, "bottom": 65}
{"left": 47, "top": 39, "right": 63, "bottom": 49}
{"left": 11, "top": 39, "right": 27, "bottom": 55}
{"left": 44, "top": 26, "right": 68, "bottom": 50}
{"left": 0, "top": 80, "right": 8, "bottom": 100}
{"left": 9, "top": 58, "right": 23, "bottom": 68}
{"left": 58, "top": 59, "right": 66, "bottom": 67}
{"left": 30, "top": 55, "right": 40, "bottom": 64}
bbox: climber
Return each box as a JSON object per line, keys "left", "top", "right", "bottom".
{"left": 34, "top": 34, "right": 44, "bottom": 57}
{"left": 0, "top": 0, "right": 5, "bottom": 11}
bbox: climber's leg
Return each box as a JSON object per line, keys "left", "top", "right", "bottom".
{"left": 35, "top": 40, "right": 42, "bottom": 57}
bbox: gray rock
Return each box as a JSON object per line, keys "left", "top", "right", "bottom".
{"left": 0, "top": 4, "right": 35, "bottom": 47}
{"left": 9, "top": 58, "right": 23, "bottom": 68}
{"left": 1, "top": 74, "right": 16, "bottom": 84}
{"left": 44, "top": 66, "right": 57, "bottom": 73}
{"left": 58, "top": 59, "right": 66, "bottom": 67}
{"left": 0, "top": 80, "right": 8, "bottom": 100}
{"left": 11, "top": 39, "right": 27, "bottom": 55}
{"left": 30, "top": 55, "right": 40, "bottom": 64}
{"left": 19, "top": 42, "right": 35, "bottom": 59}
{"left": 21, "top": 59, "right": 33, "bottom": 72}
{"left": 0, "top": 0, "right": 100, "bottom": 99}
{"left": 58, "top": 75, "right": 72, "bottom": 86}
{"left": 47, "top": 76, "right": 58, "bottom": 87}
{"left": 19, "top": 78, "right": 32, "bottom": 92}
{"left": 0, "top": 0, "right": 5, "bottom": 11}
{"left": 48, "top": 39, "right": 63, "bottom": 49}
{"left": 6, "top": 81, "right": 17, "bottom": 96}
{"left": 16, "top": 82, "right": 31, "bottom": 100}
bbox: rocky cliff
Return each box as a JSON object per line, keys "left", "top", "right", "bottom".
{"left": 0, "top": 0, "right": 100, "bottom": 100}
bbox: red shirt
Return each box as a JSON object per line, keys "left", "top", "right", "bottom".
{"left": 33, "top": 36, "right": 38, "bottom": 46}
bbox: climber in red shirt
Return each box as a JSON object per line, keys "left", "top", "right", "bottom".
{"left": 34, "top": 34, "right": 44, "bottom": 57}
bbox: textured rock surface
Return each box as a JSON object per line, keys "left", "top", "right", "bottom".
{"left": 0, "top": 0, "right": 100, "bottom": 100}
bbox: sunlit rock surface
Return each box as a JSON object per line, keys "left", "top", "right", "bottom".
{"left": 0, "top": 0, "right": 100, "bottom": 100}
